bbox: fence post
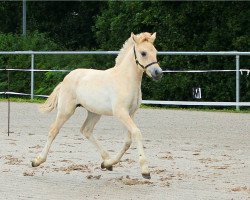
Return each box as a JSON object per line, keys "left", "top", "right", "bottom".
{"left": 31, "top": 53, "right": 34, "bottom": 100}
{"left": 22, "top": 0, "right": 26, "bottom": 36}
{"left": 236, "top": 55, "right": 240, "bottom": 111}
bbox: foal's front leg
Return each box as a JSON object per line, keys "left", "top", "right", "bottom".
{"left": 101, "top": 115, "right": 135, "bottom": 168}
{"left": 101, "top": 130, "right": 132, "bottom": 168}
{"left": 113, "top": 109, "right": 150, "bottom": 179}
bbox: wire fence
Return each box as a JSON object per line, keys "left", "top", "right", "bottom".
{"left": 1, "top": 51, "right": 250, "bottom": 110}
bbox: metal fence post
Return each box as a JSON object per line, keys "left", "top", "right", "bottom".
{"left": 31, "top": 53, "right": 34, "bottom": 100}
{"left": 236, "top": 55, "right": 240, "bottom": 111}
{"left": 22, "top": 0, "right": 27, "bottom": 36}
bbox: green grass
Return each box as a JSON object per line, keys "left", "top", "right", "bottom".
{"left": 1, "top": 97, "right": 249, "bottom": 113}
{"left": 0, "top": 97, "right": 45, "bottom": 104}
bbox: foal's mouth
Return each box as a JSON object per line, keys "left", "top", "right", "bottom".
{"left": 152, "top": 74, "right": 163, "bottom": 81}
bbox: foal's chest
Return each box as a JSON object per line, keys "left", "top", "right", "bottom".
{"left": 128, "top": 89, "right": 142, "bottom": 114}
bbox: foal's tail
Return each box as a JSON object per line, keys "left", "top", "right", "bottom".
{"left": 39, "top": 82, "right": 62, "bottom": 113}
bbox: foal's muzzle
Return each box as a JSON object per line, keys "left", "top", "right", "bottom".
{"left": 148, "top": 66, "right": 163, "bottom": 81}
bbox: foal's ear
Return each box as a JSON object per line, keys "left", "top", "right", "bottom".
{"left": 131, "top": 32, "right": 139, "bottom": 44}
{"left": 149, "top": 32, "right": 156, "bottom": 43}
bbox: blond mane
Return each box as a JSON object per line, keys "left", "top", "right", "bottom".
{"left": 115, "top": 37, "right": 134, "bottom": 66}
{"left": 115, "top": 32, "right": 153, "bottom": 66}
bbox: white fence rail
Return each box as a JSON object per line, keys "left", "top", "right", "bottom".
{"left": 1, "top": 51, "right": 250, "bottom": 110}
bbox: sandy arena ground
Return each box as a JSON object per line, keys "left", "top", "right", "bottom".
{"left": 0, "top": 102, "right": 249, "bottom": 200}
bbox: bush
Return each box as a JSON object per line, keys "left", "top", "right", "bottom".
{"left": 0, "top": 31, "right": 116, "bottom": 96}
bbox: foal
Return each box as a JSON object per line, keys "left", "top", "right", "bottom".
{"left": 32, "top": 32, "right": 163, "bottom": 179}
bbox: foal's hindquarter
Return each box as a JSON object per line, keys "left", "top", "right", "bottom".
{"left": 32, "top": 47, "right": 151, "bottom": 178}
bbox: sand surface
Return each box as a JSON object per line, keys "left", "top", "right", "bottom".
{"left": 0, "top": 102, "right": 249, "bottom": 200}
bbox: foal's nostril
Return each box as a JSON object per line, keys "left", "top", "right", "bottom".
{"left": 154, "top": 68, "right": 163, "bottom": 76}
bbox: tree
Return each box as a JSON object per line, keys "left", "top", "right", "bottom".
{"left": 94, "top": 1, "right": 250, "bottom": 102}
{"left": 0, "top": 1, "right": 105, "bottom": 50}
{"left": 0, "top": 1, "right": 249, "bottom": 104}
{"left": 0, "top": 2, "right": 22, "bottom": 33}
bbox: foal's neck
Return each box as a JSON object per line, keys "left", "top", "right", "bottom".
{"left": 116, "top": 47, "right": 144, "bottom": 84}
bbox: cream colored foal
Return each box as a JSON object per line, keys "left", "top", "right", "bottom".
{"left": 32, "top": 32, "right": 163, "bottom": 179}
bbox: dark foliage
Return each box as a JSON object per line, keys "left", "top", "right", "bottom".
{"left": 0, "top": 1, "right": 249, "bottom": 102}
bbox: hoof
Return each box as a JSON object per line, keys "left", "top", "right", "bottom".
{"left": 31, "top": 157, "right": 45, "bottom": 167}
{"left": 106, "top": 165, "right": 113, "bottom": 171}
{"left": 101, "top": 162, "right": 105, "bottom": 169}
{"left": 142, "top": 173, "right": 151, "bottom": 179}
{"left": 31, "top": 160, "right": 39, "bottom": 167}
{"left": 101, "top": 162, "right": 113, "bottom": 171}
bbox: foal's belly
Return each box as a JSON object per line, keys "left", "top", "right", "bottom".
{"left": 76, "top": 85, "right": 113, "bottom": 116}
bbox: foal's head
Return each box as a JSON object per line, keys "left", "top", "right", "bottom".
{"left": 131, "top": 32, "right": 163, "bottom": 81}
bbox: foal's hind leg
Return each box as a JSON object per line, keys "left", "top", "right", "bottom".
{"left": 32, "top": 101, "right": 75, "bottom": 167}
{"left": 80, "top": 111, "right": 112, "bottom": 170}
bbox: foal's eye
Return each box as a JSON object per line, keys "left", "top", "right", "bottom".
{"left": 141, "top": 51, "right": 147, "bottom": 57}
